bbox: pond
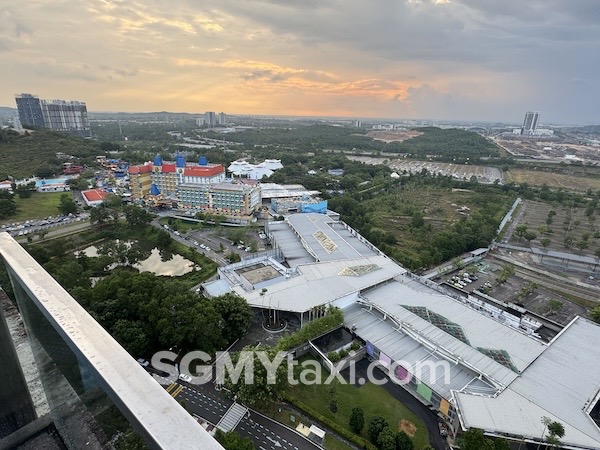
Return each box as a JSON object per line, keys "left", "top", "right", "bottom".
{"left": 77, "top": 241, "right": 195, "bottom": 276}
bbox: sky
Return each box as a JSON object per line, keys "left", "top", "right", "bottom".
{"left": 1, "top": 0, "right": 599, "bottom": 124}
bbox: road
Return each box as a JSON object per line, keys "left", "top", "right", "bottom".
{"left": 155, "top": 375, "right": 322, "bottom": 450}
{"left": 151, "top": 218, "right": 229, "bottom": 266}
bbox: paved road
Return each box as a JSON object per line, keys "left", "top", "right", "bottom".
{"left": 151, "top": 218, "right": 229, "bottom": 266}
{"left": 155, "top": 375, "right": 322, "bottom": 450}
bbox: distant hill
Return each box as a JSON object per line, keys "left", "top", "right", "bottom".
{"left": 0, "top": 128, "right": 100, "bottom": 179}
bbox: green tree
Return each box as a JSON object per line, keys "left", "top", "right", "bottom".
{"left": 377, "top": 427, "right": 396, "bottom": 450}
{"left": 591, "top": 306, "right": 600, "bottom": 323}
{"left": 459, "top": 428, "right": 509, "bottom": 450}
{"left": 547, "top": 421, "right": 565, "bottom": 440}
{"left": 576, "top": 239, "right": 589, "bottom": 253}
{"left": 112, "top": 319, "right": 152, "bottom": 356}
{"left": 58, "top": 193, "right": 78, "bottom": 215}
{"left": 214, "top": 430, "right": 255, "bottom": 450}
{"left": 224, "top": 347, "right": 288, "bottom": 406}
{"left": 395, "top": 431, "right": 414, "bottom": 450}
{"left": 155, "top": 229, "right": 173, "bottom": 249}
{"left": 410, "top": 211, "right": 425, "bottom": 229}
{"left": 523, "top": 230, "right": 537, "bottom": 244}
{"left": 515, "top": 224, "right": 528, "bottom": 240}
{"left": 368, "top": 416, "right": 389, "bottom": 443}
{"left": 227, "top": 251, "right": 241, "bottom": 263}
{"left": 540, "top": 238, "right": 551, "bottom": 249}
{"left": 35, "top": 165, "right": 54, "bottom": 178}
{"left": 349, "top": 406, "right": 365, "bottom": 434}
{"left": 329, "top": 398, "right": 338, "bottom": 413}
{"left": 90, "top": 206, "right": 111, "bottom": 225}
{"left": 103, "top": 194, "right": 123, "bottom": 208}
{"left": 16, "top": 185, "right": 33, "bottom": 198}
{"left": 563, "top": 235, "right": 574, "bottom": 248}
{"left": 123, "top": 205, "right": 152, "bottom": 229}
{"left": 0, "top": 197, "right": 17, "bottom": 219}
{"left": 212, "top": 294, "right": 254, "bottom": 344}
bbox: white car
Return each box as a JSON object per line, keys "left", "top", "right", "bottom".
{"left": 178, "top": 373, "right": 192, "bottom": 382}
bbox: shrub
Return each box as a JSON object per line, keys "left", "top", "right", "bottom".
{"left": 276, "top": 307, "right": 344, "bottom": 351}
{"left": 328, "top": 351, "right": 341, "bottom": 362}
{"left": 283, "top": 394, "right": 377, "bottom": 450}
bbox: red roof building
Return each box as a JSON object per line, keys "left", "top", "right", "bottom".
{"left": 183, "top": 165, "right": 224, "bottom": 177}
{"left": 128, "top": 164, "right": 152, "bottom": 174}
{"left": 82, "top": 189, "right": 109, "bottom": 207}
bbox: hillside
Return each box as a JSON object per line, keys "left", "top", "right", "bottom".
{"left": 0, "top": 128, "right": 100, "bottom": 179}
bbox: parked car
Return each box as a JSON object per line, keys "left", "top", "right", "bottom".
{"left": 178, "top": 373, "right": 192, "bottom": 382}
{"left": 137, "top": 358, "right": 150, "bottom": 367}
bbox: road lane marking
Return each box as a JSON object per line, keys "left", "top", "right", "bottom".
{"left": 171, "top": 385, "right": 185, "bottom": 397}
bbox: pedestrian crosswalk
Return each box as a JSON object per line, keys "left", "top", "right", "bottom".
{"left": 166, "top": 382, "right": 184, "bottom": 398}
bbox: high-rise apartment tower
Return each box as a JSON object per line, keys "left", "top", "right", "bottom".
{"left": 521, "top": 111, "right": 539, "bottom": 135}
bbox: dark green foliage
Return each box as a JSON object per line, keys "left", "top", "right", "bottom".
{"left": 212, "top": 293, "right": 255, "bottom": 343}
{"left": 275, "top": 307, "right": 343, "bottom": 351}
{"left": 58, "top": 193, "right": 78, "bottom": 215}
{"left": 458, "top": 428, "right": 509, "bottom": 450}
{"left": 0, "top": 128, "right": 101, "bottom": 178}
{"left": 224, "top": 347, "right": 288, "bottom": 406}
{"left": 214, "top": 430, "right": 255, "bottom": 450}
{"left": 35, "top": 165, "right": 54, "bottom": 178}
{"left": 590, "top": 306, "right": 600, "bottom": 323}
{"left": 283, "top": 393, "right": 377, "bottom": 450}
{"left": 75, "top": 270, "right": 225, "bottom": 355}
{"left": 123, "top": 205, "right": 153, "bottom": 229}
{"left": 547, "top": 421, "right": 565, "bottom": 438}
{"left": 90, "top": 206, "right": 112, "bottom": 225}
{"left": 395, "top": 431, "right": 414, "bottom": 450}
{"left": 368, "top": 416, "right": 389, "bottom": 443}
{"left": 349, "top": 406, "right": 365, "bottom": 434}
{"left": 383, "top": 127, "right": 501, "bottom": 162}
{"left": 26, "top": 223, "right": 221, "bottom": 356}
{"left": 0, "top": 196, "right": 17, "bottom": 219}
{"left": 378, "top": 427, "right": 397, "bottom": 450}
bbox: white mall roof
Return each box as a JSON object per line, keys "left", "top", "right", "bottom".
{"left": 231, "top": 255, "right": 405, "bottom": 313}
{"left": 455, "top": 317, "right": 600, "bottom": 449}
{"left": 260, "top": 183, "right": 320, "bottom": 199}
{"left": 362, "top": 280, "right": 547, "bottom": 375}
{"left": 267, "top": 214, "right": 383, "bottom": 268}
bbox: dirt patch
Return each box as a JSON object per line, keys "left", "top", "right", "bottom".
{"left": 399, "top": 419, "right": 417, "bottom": 437}
{"left": 366, "top": 130, "right": 422, "bottom": 142}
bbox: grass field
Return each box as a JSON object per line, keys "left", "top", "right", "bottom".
{"left": 365, "top": 186, "right": 514, "bottom": 268}
{"left": 507, "top": 169, "right": 600, "bottom": 192}
{"left": 0, "top": 192, "right": 64, "bottom": 225}
{"left": 285, "top": 361, "right": 429, "bottom": 449}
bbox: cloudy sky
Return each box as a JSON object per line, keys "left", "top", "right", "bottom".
{"left": 1, "top": 0, "right": 598, "bottom": 123}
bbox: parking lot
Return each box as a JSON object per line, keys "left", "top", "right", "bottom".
{"left": 1, "top": 212, "right": 90, "bottom": 238}
{"left": 435, "top": 259, "right": 590, "bottom": 325}
{"left": 157, "top": 218, "right": 271, "bottom": 266}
